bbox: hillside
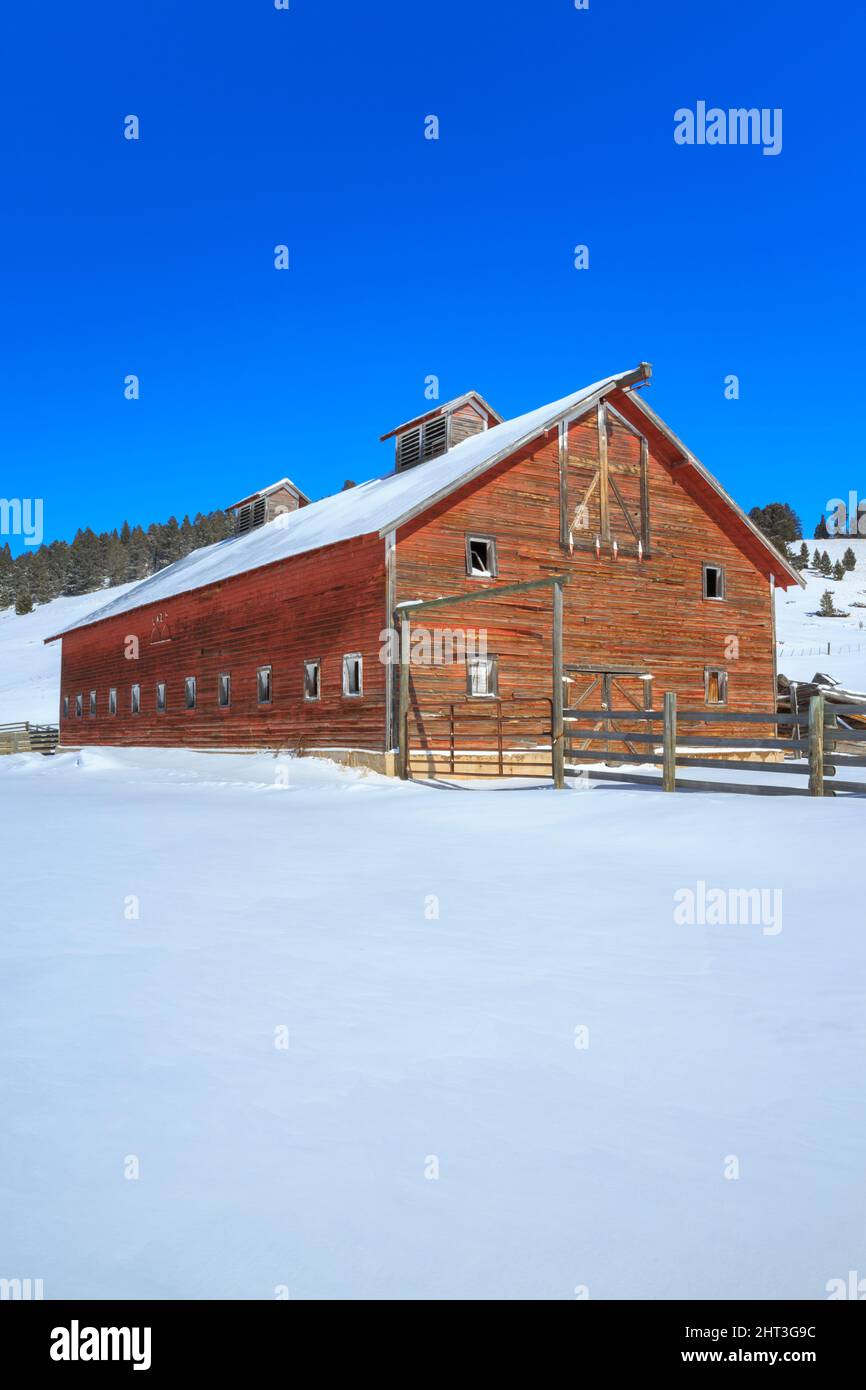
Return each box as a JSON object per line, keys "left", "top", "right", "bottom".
{"left": 1, "top": 538, "right": 865, "bottom": 725}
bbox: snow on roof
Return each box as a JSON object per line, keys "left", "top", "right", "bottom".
{"left": 46, "top": 368, "right": 640, "bottom": 639}
{"left": 379, "top": 390, "right": 503, "bottom": 441}
{"left": 226, "top": 476, "right": 310, "bottom": 510}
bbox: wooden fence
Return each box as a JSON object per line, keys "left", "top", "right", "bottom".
{"left": 408, "top": 697, "right": 554, "bottom": 778}
{"left": 563, "top": 693, "right": 866, "bottom": 797}
{"left": 0, "top": 722, "right": 59, "bottom": 756}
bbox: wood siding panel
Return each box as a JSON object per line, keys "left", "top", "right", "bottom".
{"left": 58, "top": 534, "right": 387, "bottom": 750}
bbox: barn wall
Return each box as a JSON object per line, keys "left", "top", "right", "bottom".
{"left": 58, "top": 533, "right": 388, "bottom": 750}
{"left": 394, "top": 387, "right": 778, "bottom": 737}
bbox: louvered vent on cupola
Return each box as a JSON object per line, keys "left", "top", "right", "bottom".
{"left": 382, "top": 393, "right": 503, "bottom": 473}
{"left": 228, "top": 478, "right": 310, "bottom": 536}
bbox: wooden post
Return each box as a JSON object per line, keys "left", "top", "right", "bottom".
{"left": 551, "top": 579, "right": 565, "bottom": 788}
{"left": 808, "top": 694, "right": 824, "bottom": 797}
{"left": 398, "top": 617, "right": 411, "bottom": 780}
{"left": 662, "top": 691, "right": 677, "bottom": 792}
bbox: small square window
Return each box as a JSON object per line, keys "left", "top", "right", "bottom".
{"left": 467, "top": 656, "right": 498, "bottom": 698}
{"left": 466, "top": 535, "right": 497, "bottom": 578}
{"left": 304, "top": 659, "right": 320, "bottom": 701}
{"left": 705, "top": 668, "right": 728, "bottom": 705}
{"left": 342, "top": 653, "right": 363, "bottom": 697}
{"left": 218, "top": 673, "right": 231, "bottom": 707}
{"left": 131, "top": 683, "right": 140, "bottom": 714}
{"left": 703, "top": 564, "right": 726, "bottom": 600}
{"left": 62, "top": 695, "right": 69, "bottom": 718}
{"left": 257, "top": 665, "right": 272, "bottom": 705}
{"left": 185, "top": 676, "right": 196, "bottom": 710}
{"left": 75, "top": 693, "right": 83, "bottom": 718}
{"left": 156, "top": 681, "right": 166, "bottom": 712}
{"left": 89, "top": 690, "right": 97, "bottom": 716}
{"left": 108, "top": 688, "right": 117, "bottom": 715}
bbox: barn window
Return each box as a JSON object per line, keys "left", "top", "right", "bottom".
{"left": 156, "top": 681, "right": 166, "bottom": 712}
{"left": 88, "top": 690, "right": 97, "bottom": 716}
{"left": 342, "top": 653, "right": 363, "bottom": 697}
{"left": 396, "top": 416, "right": 449, "bottom": 471}
{"left": 705, "top": 668, "right": 728, "bottom": 705}
{"left": 218, "top": 673, "right": 231, "bottom": 707}
{"left": 467, "top": 656, "right": 498, "bottom": 699}
{"left": 466, "top": 535, "right": 497, "bottom": 578}
{"left": 62, "top": 695, "right": 69, "bottom": 718}
{"left": 185, "top": 676, "right": 196, "bottom": 710}
{"left": 703, "top": 564, "right": 726, "bottom": 600}
{"left": 108, "top": 688, "right": 117, "bottom": 715}
{"left": 75, "top": 693, "right": 82, "bottom": 717}
{"left": 257, "top": 665, "right": 272, "bottom": 705}
{"left": 304, "top": 659, "right": 320, "bottom": 701}
{"left": 131, "top": 683, "right": 140, "bottom": 714}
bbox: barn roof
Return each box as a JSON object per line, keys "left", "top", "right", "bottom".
{"left": 45, "top": 362, "right": 801, "bottom": 641}
{"left": 379, "top": 391, "right": 503, "bottom": 441}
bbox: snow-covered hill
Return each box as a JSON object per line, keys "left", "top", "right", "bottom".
{"left": 2, "top": 537, "right": 866, "bottom": 725}
{"left": 0, "top": 584, "right": 134, "bottom": 723}
{"left": 775, "top": 537, "right": 866, "bottom": 688}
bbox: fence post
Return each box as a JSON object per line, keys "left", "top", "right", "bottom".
{"left": 398, "top": 617, "right": 410, "bottom": 780}
{"left": 808, "top": 694, "right": 825, "bottom": 797}
{"left": 551, "top": 579, "right": 565, "bottom": 789}
{"left": 662, "top": 691, "right": 677, "bottom": 792}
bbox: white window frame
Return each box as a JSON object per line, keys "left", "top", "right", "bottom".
{"left": 75, "top": 693, "right": 83, "bottom": 717}
{"left": 702, "top": 563, "right": 726, "bottom": 601}
{"left": 257, "top": 665, "right": 272, "bottom": 706}
{"left": 130, "top": 683, "right": 141, "bottom": 715}
{"left": 108, "top": 687, "right": 117, "bottom": 716}
{"left": 218, "top": 673, "right": 231, "bottom": 708}
{"left": 467, "top": 655, "right": 499, "bottom": 699}
{"left": 704, "top": 667, "right": 728, "bottom": 705}
{"left": 304, "top": 659, "right": 321, "bottom": 701}
{"left": 156, "top": 681, "right": 166, "bottom": 712}
{"left": 342, "top": 653, "right": 363, "bottom": 697}
{"left": 465, "top": 534, "right": 498, "bottom": 579}
{"left": 62, "top": 695, "right": 69, "bottom": 718}
{"left": 185, "top": 676, "right": 197, "bottom": 710}
{"left": 88, "top": 690, "right": 97, "bottom": 717}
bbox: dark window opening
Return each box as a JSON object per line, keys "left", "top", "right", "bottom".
{"left": 89, "top": 690, "right": 97, "bottom": 716}
{"left": 705, "top": 668, "right": 728, "bottom": 705}
{"left": 62, "top": 695, "right": 69, "bottom": 719}
{"left": 156, "top": 681, "right": 166, "bottom": 712}
{"left": 703, "top": 564, "right": 726, "bottom": 600}
{"left": 342, "top": 653, "right": 363, "bottom": 697}
{"left": 108, "top": 688, "right": 117, "bottom": 716}
{"left": 466, "top": 535, "right": 497, "bottom": 578}
{"left": 131, "top": 684, "right": 140, "bottom": 714}
{"left": 257, "top": 665, "right": 272, "bottom": 705}
{"left": 185, "top": 677, "right": 196, "bottom": 710}
{"left": 304, "top": 660, "right": 320, "bottom": 701}
{"left": 218, "top": 673, "right": 231, "bottom": 707}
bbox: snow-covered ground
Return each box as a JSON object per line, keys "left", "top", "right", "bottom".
{"left": 1, "top": 542, "right": 865, "bottom": 1300}
{"left": 0, "top": 746, "right": 864, "bottom": 1300}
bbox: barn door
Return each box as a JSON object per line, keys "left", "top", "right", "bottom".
{"left": 564, "top": 665, "right": 654, "bottom": 756}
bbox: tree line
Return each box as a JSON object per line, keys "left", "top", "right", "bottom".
{"left": 1, "top": 510, "right": 234, "bottom": 615}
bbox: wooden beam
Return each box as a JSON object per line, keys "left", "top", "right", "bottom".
{"left": 808, "top": 694, "right": 825, "bottom": 796}
{"left": 552, "top": 579, "right": 565, "bottom": 789}
{"left": 662, "top": 691, "right": 677, "bottom": 791}
{"left": 597, "top": 401, "right": 610, "bottom": 543}
{"left": 396, "top": 574, "right": 570, "bottom": 615}
{"left": 398, "top": 617, "right": 411, "bottom": 780}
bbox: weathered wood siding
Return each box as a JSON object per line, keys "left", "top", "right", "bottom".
{"left": 394, "top": 386, "right": 780, "bottom": 737}
{"left": 58, "top": 534, "right": 387, "bottom": 749}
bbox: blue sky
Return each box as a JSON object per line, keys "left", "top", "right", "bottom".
{"left": 1, "top": 0, "right": 862, "bottom": 554}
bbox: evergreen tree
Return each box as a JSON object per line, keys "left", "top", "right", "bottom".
{"left": 819, "top": 589, "right": 836, "bottom": 616}
{"left": 812, "top": 547, "right": 822, "bottom": 568}
{"left": 814, "top": 515, "right": 829, "bottom": 539}
{"left": 0, "top": 542, "right": 14, "bottom": 608}
{"left": 820, "top": 551, "right": 833, "bottom": 576}
{"left": 14, "top": 581, "right": 33, "bottom": 615}
{"left": 795, "top": 541, "right": 809, "bottom": 570}
{"left": 843, "top": 546, "right": 857, "bottom": 571}
{"left": 833, "top": 559, "right": 846, "bottom": 581}
{"left": 749, "top": 502, "right": 803, "bottom": 552}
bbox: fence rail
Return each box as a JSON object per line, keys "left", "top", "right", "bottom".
{"left": 564, "top": 695, "right": 866, "bottom": 798}
{"left": 408, "top": 697, "right": 553, "bottom": 778}
{"left": 0, "top": 722, "right": 59, "bottom": 756}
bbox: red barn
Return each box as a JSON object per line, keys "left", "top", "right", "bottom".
{"left": 46, "top": 364, "right": 803, "bottom": 775}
